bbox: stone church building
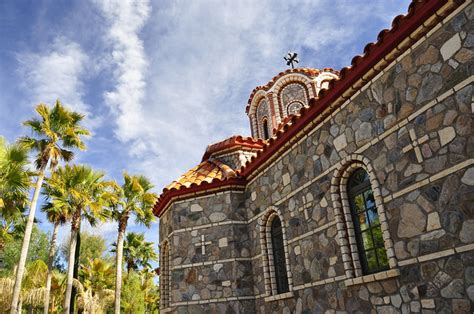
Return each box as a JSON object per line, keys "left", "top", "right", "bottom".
{"left": 155, "top": 0, "right": 473, "bottom": 312}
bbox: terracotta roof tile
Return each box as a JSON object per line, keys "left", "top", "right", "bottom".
{"left": 164, "top": 158, "right": 238, "bottom": 192}
{"left": 202, "top": 135, "right": 265, "bottom": 161}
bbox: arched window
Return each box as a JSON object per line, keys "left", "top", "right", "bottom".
{"left": 280, "top": 83, "right": 308, "bottom": 118}
{"left": 160, "top": 241, "right": 170, "bottom": 309}
{"left": 287, "top": 101, "right": 303, "bottom": 116}
{"left": 348, "top": 168, "right": 388, "bottom": 274}
{"left": 270, "top": 217, "right": 289, "bottom": 294}
{"left": 256, "top": 99, "right": 270, "bottom": 140}
{"left": 262, "top": 119, "right": 270, "bottom": 140}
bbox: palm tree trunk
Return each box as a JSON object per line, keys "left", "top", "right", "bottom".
{"left": 64, "top": 212, "right": 80, "bottom": 313}
{"left": 10, "top": 168, "right": 46, "bottom": 314}
{"left": 114, "top": 220, "right": 127, "bottom": 314}
{"left": 44, "top": 221, "right": 59, "bottom": 314}
{"left": 70, "top": 228, "right": 81, "bottom": 313}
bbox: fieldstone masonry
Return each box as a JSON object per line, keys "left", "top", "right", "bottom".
{"left": 158, "top": 2, "right": 474, "bottom": 313}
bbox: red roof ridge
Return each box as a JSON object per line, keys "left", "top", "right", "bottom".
{"left": 202, "top": 135, "right": 265, "bottom": 161}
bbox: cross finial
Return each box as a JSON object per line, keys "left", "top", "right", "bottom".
{"left": 284, "top": 51, "right": 299, "bottom": 69}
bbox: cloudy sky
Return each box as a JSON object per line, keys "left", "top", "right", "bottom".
{"left": 0, "top": 0, "right": 411, "bottom": 252}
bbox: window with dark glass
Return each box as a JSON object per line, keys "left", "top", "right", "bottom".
{"left": 348, "top": 168, "right": 388, "bottom": 274}
{"left": 262, "top": 119, "right": 270, "bottom": 140}
{"left": 270, "top": 217, "right": 289, "bottom": 294}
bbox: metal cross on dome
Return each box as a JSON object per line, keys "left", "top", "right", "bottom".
{"left": 284, "top": 51, "right": 299, "bottom": 69}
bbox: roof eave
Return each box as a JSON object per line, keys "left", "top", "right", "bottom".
{"left": 154, "top": 177, "right": 247, "bottom": 217}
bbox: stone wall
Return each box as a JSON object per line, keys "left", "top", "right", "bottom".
{"left": 159, "top": 2, "right": 473, "bottom": 313}
{"left": 159, "top": 191, "right": 257, "bottom": 312}
{"left": 244, "top": 3, "right": 473, "bottom": 312}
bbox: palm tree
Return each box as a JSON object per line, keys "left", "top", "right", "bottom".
{"left": 114, "top": 232, "right": 157, "bottom": 273}
{"left": 10, "top": 100, "right": 89, "bottom": 314}
{"left": 0, "top": 138, "right": 31, "bottom": 251}
{"left": 41, "top": 172, "right": 71, "bottom": 314}
{"left": 43, "top": 164, "right": 110, "bottom": 313}
{"left": 74, "top": 258, "right": 115, "bottom": 314}
{"left": 111, "top": 174, "right": 157, "bottom": 314}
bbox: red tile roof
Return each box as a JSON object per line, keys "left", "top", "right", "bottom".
{"left": 164, "top": 158, "right": 237, "bottom": 192}
{"left": 202, "top": 135, "right": 265, "bottom": 161}
{"left": 154, "top": 0, "right": 462, "bottom": 217}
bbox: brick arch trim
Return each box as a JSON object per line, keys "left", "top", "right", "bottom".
{"left": 258, "top": 206, "right": 293, "bottom": 296}
{"left": 275, "top": 79, "right": 312, "bottom": 119}
{"left": 330, "top": 154, "right": 397, "bottom": 279}
{"left": 160, "top": 239, "right": 171, "bottom": 309}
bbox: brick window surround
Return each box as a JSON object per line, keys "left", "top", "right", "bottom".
{"left": 330, "top": 154, "right": 398, "bottom": 279}
{"left": 259, "top": 207, "right": 293, "bottom": 297}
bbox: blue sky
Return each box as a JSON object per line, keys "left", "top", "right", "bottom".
{"left": 0, "top": 0, "right": 411, "bottom": 255}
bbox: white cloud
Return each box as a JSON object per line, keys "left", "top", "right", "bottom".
{"left": 113, "top": 0, "right": 410, "bottom": 190}
{"left": 93, "top": 0, "right": 151, "bottom": 143}
{"left": 16, "top": 37, "right": 100, "bottom": 129}
{"left": 85, "top": 0, "right": 411, "bottom": 191}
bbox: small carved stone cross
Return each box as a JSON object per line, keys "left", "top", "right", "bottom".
{"left": 299, "top": 205, "right": 310, "bottom": 220}
{"left": 402, "top": 128, "right": 429, "bottom": 163}
{"left": 196, "top": 235, "right": 212, "bottom": 255}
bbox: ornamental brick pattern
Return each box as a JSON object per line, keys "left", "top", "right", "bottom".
{"left": 158, "top": 1, "right": 474, "bottom": 313}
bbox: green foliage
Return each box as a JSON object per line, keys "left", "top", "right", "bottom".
{"left": 79, "top": 258, "right": 114, "bottom": 291}
{"left": 0, "top": 137, "right": 31, "bottom": 217}
{"left": 120, "top": 270, "right": 159, "bottom": 314}
{"left": 60, "top": 232, "right": 111, "bottom": 267}
{"left": 73, "top": 258, "right": 115, "bottom": 314}
{"left": 112, "top": 232, "right": 157, "bottom": 272}
{"left": 2, "top": 225, "right": 49, "bottom": 274}
{"left": 0, "top": 137, "right": 32, "bottom": 249}
{"left": 120, "top": 271, "right": 145, "bottom": 314}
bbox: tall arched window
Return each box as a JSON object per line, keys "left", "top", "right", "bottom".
{"left": 348, "top": 168, "right": 388, "bottom": 274}
{"left": 160, "top": 241, "right": 170, "bottom": 309}
{"left": 262, "top": 119, "right": 270, "bottom": 140}
{"left": 270, "top": 217, "right": 289, "bottom": 294}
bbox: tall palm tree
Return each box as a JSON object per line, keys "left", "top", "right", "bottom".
{"left": 41, "top": 172, "right": 71, "bottom": 314}
{"left": 43, "top": 164, "right": 111, "bottom": 313}
{"left": 0, "top": 138, "right": 31, "bottom": 250}
{"left": 113, "top": 232, "right": 157, "bottom": 273}
{"left": 10, "top": 100, "right": 89, "bottom": 314}
{"left": 111, "top": 174, "right": 157, "bottom": 314}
